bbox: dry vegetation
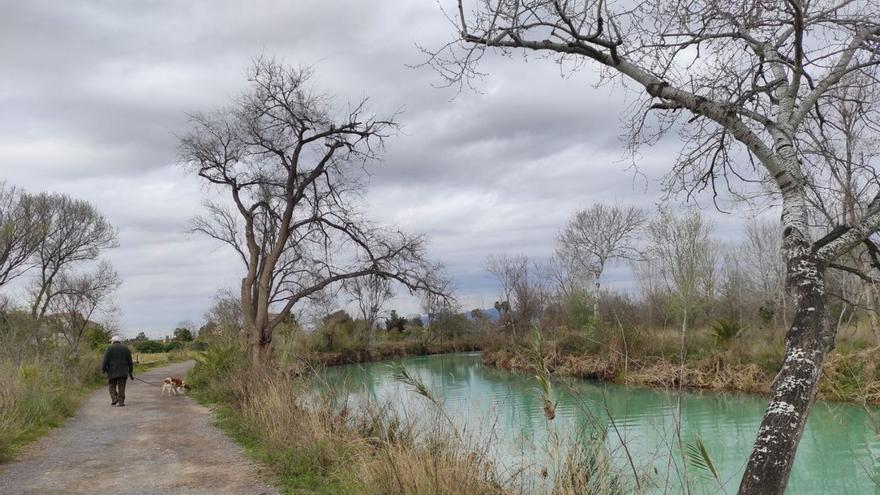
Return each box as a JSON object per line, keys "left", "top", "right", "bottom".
{"left": 0, "top": 351, "right": 102, "bottom": 462}
{"left": 189, "top": 345, "right": 508, "bottom": 494}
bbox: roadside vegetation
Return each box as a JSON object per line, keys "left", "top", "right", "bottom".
{"left": 188, "top": 342, "right": 508, "bottom": 494}
{"left": 0, "top": 310, "right": 105, "bottom": 462}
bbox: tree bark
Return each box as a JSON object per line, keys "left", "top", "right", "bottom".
{"left": 738, "top": 253, "right": 831, "bottom": 494}
{"left": 252, "top": 330, "right": 272, "bottom": 367}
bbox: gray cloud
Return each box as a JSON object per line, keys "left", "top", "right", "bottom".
{"left": 0, "top": 0, "right": 759, "bottom": 336}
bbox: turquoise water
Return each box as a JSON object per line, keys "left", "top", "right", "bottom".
{"left": 318, "top": 352, "right": 880, "bottom": 494}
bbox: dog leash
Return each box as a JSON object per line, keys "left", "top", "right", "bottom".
{"left": 133, "top": 376, "right": 164, "bottom": 387}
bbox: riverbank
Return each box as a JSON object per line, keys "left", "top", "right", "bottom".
{"left": 188, "top": 345, "right": 510, "bottom": 494}
{"left": 295, "top": 338, "right": 482, "bottom": 367}
{"left": 480, "top": 328, "right": 880, "bottom": 404}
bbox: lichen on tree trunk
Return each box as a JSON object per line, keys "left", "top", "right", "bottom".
{"left": 738, "top": 249, "right": 832, "bottom": 494}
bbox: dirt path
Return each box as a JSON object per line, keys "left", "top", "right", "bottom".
{"left": 0, "top": 360, "right": 278, "bottom": 495}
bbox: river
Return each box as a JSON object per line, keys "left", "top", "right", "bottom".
{"left": 318, "top": 352, "right": 880, "bottom": 494}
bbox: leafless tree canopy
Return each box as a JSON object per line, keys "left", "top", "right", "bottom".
{"left": 558, "top": 204, "right": 646, "bottom": 318}
{"left": 486, "top": 253, "right": 549, "bottom": 333}
{"left": 345, "top": 274, "right": 393, "bottom": 343}
{"left": 180, "top": 58, "right": 446, "bottom": 356}
{"left": 646, "top": 210, "right": 715, "bottom": 318}
{"left": 346, "top": 275, "right": 393, "bottom": 325}
{"left": 28, "top": 192, "right": 119, "bottom": 318}
{"left": 435, "top": 0, "right": 880, "bottom": 201}
{"left": 49, "top": 261, "right": 120, "bottom": 352}
{"left": 0, "top": 183, "right": 41, "bottom": 287}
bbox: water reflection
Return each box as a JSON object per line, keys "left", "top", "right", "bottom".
{"left": 318, "top": 352, "right": 880, "bottom": 494}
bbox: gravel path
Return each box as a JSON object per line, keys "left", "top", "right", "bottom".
{"left": 0, "top": 360, "right": 278, "bottom": 495}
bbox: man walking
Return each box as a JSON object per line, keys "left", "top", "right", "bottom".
{"left": 101, "top": 335, "right": 134, "bottom": 406}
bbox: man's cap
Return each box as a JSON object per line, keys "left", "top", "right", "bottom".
{"left": 110, "top": 335, "right": 121, "bottom": 343}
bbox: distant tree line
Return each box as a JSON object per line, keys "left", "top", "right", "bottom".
{"left": 487, "top": 203, "right": 880, "bottom": 346}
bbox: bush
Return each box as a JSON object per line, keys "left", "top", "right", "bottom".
{"left": 133, "top": 340, "right": 166, "bottom": 353}
{"left": 711, "top": 319, "right": 743, "bottom": 344}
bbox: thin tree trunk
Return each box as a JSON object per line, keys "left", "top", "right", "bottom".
{"left": 738, "top": 255, "right": 831, "bottom": 494}
{"left": 677, "top": 303, "right": 689, "bottom": 494}
{"left": 862, "top": 279, "right": 880, "bottom": 338}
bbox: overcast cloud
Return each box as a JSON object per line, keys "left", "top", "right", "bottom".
{"left": 0, "top": 0, "right": 764, "bottom": 337}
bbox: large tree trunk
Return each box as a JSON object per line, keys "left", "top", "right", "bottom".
{"left": 251, "top": 338, "right": 272, "bottom": 370}
{"left": 242, "top": 310, "right": 272, "bottom": 368}
{"left": 738, "top": 253, "right": 831, "bottom": 494}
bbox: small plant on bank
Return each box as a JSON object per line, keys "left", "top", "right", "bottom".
{"left": 685, "top": 435, "right": 722, "bottom": 487}
{"left": 711, "top": 319, "right": 743, "bottom": 345}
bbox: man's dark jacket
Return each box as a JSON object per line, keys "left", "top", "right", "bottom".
{"left": 102, "top": 343, "right": 133, "bottom": 380}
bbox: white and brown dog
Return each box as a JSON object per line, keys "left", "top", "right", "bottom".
{"left": 161, "top": 377, "right": 187, "bottom": 396}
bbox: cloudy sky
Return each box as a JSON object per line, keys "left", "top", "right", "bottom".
{"left": 0, "top": 0, "right": 761, "bottom": 337}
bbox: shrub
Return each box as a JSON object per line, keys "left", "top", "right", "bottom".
{"left": 711, "top": 319, "right": 743, "bottom": 344}
{"left": 133, "top": 340, "right": 166, "bottom": 353}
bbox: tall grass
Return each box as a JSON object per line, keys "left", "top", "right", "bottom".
{"left": 190, "top": 345, "right": 508, "bottom": 494}
{"left": 0, "top": 352, "right": 103, "bottom": 462}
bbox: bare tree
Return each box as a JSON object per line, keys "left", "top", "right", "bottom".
{"left": 421, "top": 271, "right": 453, "bottom": 327}
{"left": 512, "top": 259, "right": 549, "bottom": 328}
{"left": 558, "top": 204, "right": 646, "bottom": 319}
{"left": 719, "top": 244, "right": 751, "bottom": 324}
{"left": 203, "top": 288, "right": 246, "bottom": 346}
{"left": 435, "top": 2, "right": 880, "bottom": 490}
{"left": 486, "top": 253, "right": 527, "bottom": 332}
{"left": 344, "top": 274, "right": 393, "bottom": 344}
{"left": 647, "top": 211, "right": 714, "bottom": 352}
{"left": 180, "top": 58, "right": 445, "bottom": 362}
{"left": 28, "top": 193, "right": 118, "bottom": 318}
{"left": 48, "top": 261, "right": 120, "bottom": 353}
{"left": 0, "top": 183, "right": 41, "bottom": 287}
{"left": 743, "top": 219, "right": 788, "bottom": 328}
{"left": 646, "top": 210, "right": 713, "bottom": 489}
{"left": 802, "top": 75, "right": 880, "bottom": 334}
{"left": 632, "top": 255, "right": 668, "bottom": 330}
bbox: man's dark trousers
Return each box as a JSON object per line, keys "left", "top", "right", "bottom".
{"left": 109, "top": 377, "right": 127, "bottom": 405}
